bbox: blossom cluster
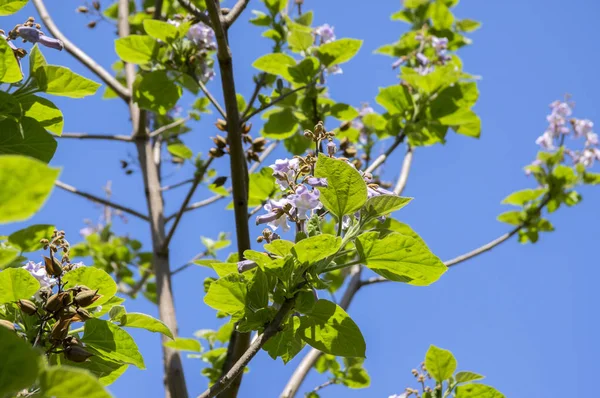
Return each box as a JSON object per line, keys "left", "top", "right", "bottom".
{"left": 167, "top": 19, "right": 217, "bottom": 82}
{"left": 392, "top": 34, "right": 451, "bottom": 75}
{"left": 313, "top": 24, "right": 342, "bottom": 75}
{"left": 22, "top": 260, "right": 85, "bottom": 288}
{"left": 534, "top": 100, "right": 599, "bottom": 168}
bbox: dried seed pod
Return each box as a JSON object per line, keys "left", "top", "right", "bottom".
{"left": 209, "top": 147, "right": 225, "bottom": 158}
{"left": 45, "top": 293, "right": 63, "bottom": 312}
{"left": 242, "top": 122, "right": 252, "bottom": 134}
{"left": 215, "top": 119, "right": 227, "bottom": 131}
{"left": 339, "top": 121, "right": 351, "bottom": 131}
{"left": 71, "top": 307, "right": 92, "bottom": 322}
{"left": 73, "top": 289, "right": 101, "bottom": 307}
{"left": 59, "top": 306, "right": 77, "bottom": 321}
{"left": 17, "top": 299, "right": 37, "bottom": 315}
{"left": 76, "top": 6, "right": 89, "bottom": 13}
{"left": 212, "top": 176, "right": 227, "bottom": 187}
{"left": 0, "top": 319, "right": 15, "bottom": 331}
{"left": 87, "top": 21, "right": 97, "bottom": 29}
{"left": 50, "top": 318, "right": 71, "bottom": 341}
{"left": 43, "top": 256, "right": 63, "bottom": 277}
{"left": 65, "top": 345, "right": 94, "bottom": 362}
{"left": 212, "top": 135, "right": 228, "bottom": 148}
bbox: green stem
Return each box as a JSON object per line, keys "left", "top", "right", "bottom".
{"left": 322, "top": 260, "right": 361, "bottom": 273}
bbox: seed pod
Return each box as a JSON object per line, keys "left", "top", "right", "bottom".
{"left": 73, "top": 289, "right": 101, "bottom": 307}
{"left": 73, "top": 308, "right": 92, "bottom": 322}
{"left": 242, "top": 122, "right": 252, "bottom": 134}
{"left": 215, "top": 119, "right": 227, "bottom": 131}
{"left": 76, "top": 6, "right": 88, "bottom": 13}
{"left": 209, "top": 147, "right": 225, "bottom": 158}
{"left": 344, "top": 146, "right": 357, "bottom": 158}
{"left": 339, "top": 121, "right": 351, "bottom": 131}
{"left": 43, "top": 256, "right": 63, "bottom": 277}
{"left": 212, "top": 135, "right": 228, "bottom": 148}
{"left": 212, "top": 176, "right": 227, "bottom": 187}
{"left": 92, "top": 1, "right": 100, "bottom": 10}
{"left": 59, "top": 306, "right": 77, "bottom": 321}
{"left": 45, "top": 293, "right": 63, "bottom": 312}
{"left": 0, "top": 319, "right": 15, "bottom": 331}
{"left": 50, "top": 318, "right": 71, "bottom": 341}
{"left": 242, "top": 134, "right": 253, "bottom": 145}
{"left": 65, "top": 345, "right": 94, "bottom": 362}
{"left": 17, "top": 299, "right": 37, "bottom": 315}
{"left": 87, "top": 21, "right": 97, "bottom": 29}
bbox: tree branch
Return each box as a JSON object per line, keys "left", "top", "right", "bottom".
{"left": 242, "top": 74, "right": 266, "bottom": 120}
{"left": 241, "top": 85, "right": 309, "bottom": 123}
{"left": 32, "top": 0, "right": 131, "bottom": 102}
{"left": 54, "top": 180, "right": 149, "bottom": 221}
{"left": 197, "top": 77, "right": 227, "bottom": 119}
{"left": 393, "top": 145, "right": 413, "bottom": 195}
{"left": 365, "top": 133, "right": 406, "bottom": 174}
{"left": 58, "top": 133, "right": 132, "bottom": 142}
{"left": 179, "top": 0, "right": 212, "bottom": 25}
{"left": 223, "top": 0, "right": 251, "bottom": 27}
{"left": 198, "top": 297, "right": 296, "bottom": 398}
{"left": 149, "top": 117, "right": 191, "bottom": 138}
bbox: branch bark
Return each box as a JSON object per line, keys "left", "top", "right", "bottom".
{"left": 223, "top": 0, "right": 251, "bottom": 27}
{"left": 241, "top": 85, "right": 309, "bottom": 123}
{"left": 58, "top": 133, "right": 132, "bottom": 142}
{"left": 32, "top": 0, "right": 131, "bottom": 102}
{"left": 364, "top": 133, "right": 406, "bottom": 174}
{"left": 179, "top": 0, "right": 212, "bottom": 25}
{"left": 149, "top": 117, "right": 191, "bottom": 138}
{"left": 393, "top": 145, "right": 413, "bottom": 195}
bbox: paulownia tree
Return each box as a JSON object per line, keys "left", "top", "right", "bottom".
{"left": 0, "top": 0, "right": 599, "bottom": 397}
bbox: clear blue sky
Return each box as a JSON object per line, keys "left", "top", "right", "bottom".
{"left": 2, "top": 0, "right": 600, "bottom": 397}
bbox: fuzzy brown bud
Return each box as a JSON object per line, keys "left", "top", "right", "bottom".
{"left": 77, "top": 6, "right": 89, "bottom": 13}
{"left": 209, "top": 147, "right": 225, "bottom": 158}
{"left": 74, "top": 289, "right": 101, "bottom": 307}
{"left": 215, "top": 119, "right": 227, "bottom": 131}
{"left": 212, "top": 176, "right": 227, "bottom": 187}
{"left": 92, "top": 1, "right": 100, "bottom": 10}
{"left": 87, "top": 21, "right": 97, "bottom": 29}
{"left": 17, "top": 299, "right": 37, "bottom": 315}
{"left": 242, "top": 122, "right": 252, "bottom": 134}
{"left": 65, "top": 344, "right": 94, "bottom": 362}
{"left": 212, "top": 135, "right": 228, "bottom": 148}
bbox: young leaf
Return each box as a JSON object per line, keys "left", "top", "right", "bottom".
{"left": 292, "top": 234, "right": 342, "bottom": 264}
{"left": 299, "top": 299, "right": 366, "bottom": 358}
{"left": 204, "top": 273, "right": 247, "bottom": 317}
{"left": 8, "top": 224, "right": 55, "bottom": 252}
{"left": 0, "top": 39, "right": 23, "bottom": 83}
{"left": 425, "top": 345, "right": 457, "bottom": 382}
{"left": 247, "top": 168, "right": 277, "bottom": 206}
{"left": 264, "top": 240, "right": 295, "bottom": 257}
{"left": 20, "top": 96, "right": 64, "bottom": 135}
{"left": 143, "top": 19, "right": 179, "bottom": 42}
{"left": 314, "top": 153, "right": 368, "bottom": 219}
{"left": 167, "top": 143, "right": 193, "bottom": 160}
{"left": 39, "top": 366, "right": 112, "bottom": 398}
{"left": 0, "top": 155, "right": 60, "bottom": 223}
{"left": 362, "top": 195, "right": 412, "bottom": 219}
{"left": 0, "top": 245, "right": 19, "bottom": 269}
{"left": 63, "top": 267, "right": 118, "bottom": 308}
{"left": 115, "top": 35, "right": 157, "bottom": 64}
{"left": 0, "top": 326, "right": 41, "bottom": 396}
{"left": 0, "top": 118, "right": 57, "bottom": 163}
{"left": 263, "top": 317, "right": 304, "bottom": 364}
{"left": 28, "top": 44, "right": 47, "bottom": 74}
{"left": 133, "top": 71, "right": 182, "bottom": 115}
{"left": 455, "top": 371, "right": 485, "bottom": 383}
{"left": 356, "top": 231, "right": 446, "bottom": 286}
{"left": 0, "top": 266, "right": 41, "bottom": 304}
{"left": 455, "top": 384, "right": 505, "bottom": 398}
{"left": 252, "top": 53, "right": 296, "bottom": 82}
{"left": 316, "top": 38, "right": 363, "bottom": 67}
{"left": 35, "top": 66, "right": 101, "bottom": 98}
{"left": 63, "top": 355, "right": 128, "bottom": 386}
{"left": 501, "top": 188, "right": 546, "bottom": 206}
{"left": 118, "top": 313, "right": 174, "bottom": 339}
{"left": 376, "top": 85, "right": 413, "bottom": 115}
{"left": 496, "top": 210, "right": 523, "bottom": 225}
{"left": 164, "top": 338, "right": 203, "bottom": 352}
{"left": 82, "top": 319, "right": 146, "bottom": 369}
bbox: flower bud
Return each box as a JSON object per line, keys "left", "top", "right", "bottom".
{"left": 314, "top": 121, "right": 324, "bottom": 134}
{"left": 242, "top": 122, "right": 252, "bottom": 134}
{"left": 43, "top": 255, "right": 63, "bottom": 277}
{"left": 0, "top": 319, "right": 15, "bottom": 331}
{"left": 87, "top": 21, "right": 97, "bottom": 29}
{"left": 92, "top": 1, "right": 100, "bottom": 10}
{"left": 50, "top": 318, "right": 71, "bottom": 341}
{"left": 74, "top": 289, "right": 101, "bottom": 307}
{"left": 17, "top": 299, "right": 37, "bottom": 315}
{"left": 65, "top": 345, "right": 94, "bottom": 362}
{"left": 327, "top": 141, "right": 336, "bottom": 156}
{"left": 215, "top": 119, "right": 227, "bottom": 131}
{"left": 209, "top": 147, "right": 225, "bottom": 158}
{"left": 212, "top": 176, "right": 227, "bottom": 187}
{"left": 76, "top": 6, "right": 89, "bottom": 13}
{"left": 237, "top": 260, "right": 258, "bottom": 273}
{"left": 212, "top": 135, "right": 228, "bottom": 148}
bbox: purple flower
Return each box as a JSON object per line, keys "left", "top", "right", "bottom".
{"left": 367, "top": 185, "right": 395, "bottom": 199}
{"left": 327, "top": 141, "right": 336, "bottom": 156}
{"left": 550, "top": 100, "right": 572, "bottom": 118}
{"left": 431, "top": 36, "right": 448, "bottom": 51}
{"left": 359, "top": 106, "right": 374, "bottom": 117}
{"left": 305, "top": 177, "right": 328, "bottom": 188}
{"left": 256, "top": 199, "right": 291, "bottom": 232}
{"left": 535, "top": 131, "right": 555, "bottom": 150}
{"left": 79, "top": 226, "right": 95, "bottom": 237}
{"left": 188, "top": 22, "right": 216, "bottom": 50}
{"left": 270, "top": 158, "right": 299, "bottom": 190}
{"left": 314, "top": 24, "right": 336, "bottom": 44}
{"left": 289, "top": 185, "right": 322, "bottom": 220}
{"left": 22, "top": 261, "right": 54, "bottom": 288}
{"left": 574, "top": 119, "right": 594, "bottom": 138}
{"left": 16, "top": 26, "right": 63, "bottom": 51}
{"left": 586, "top": 132, "right": 598, "bottom": 147}
{"left": 416, "top": 52, "right": 429, "bottom": 65}
{"left": 237, "top": 260, "right": 258, "bottom": 273}
{"left": 415, "top": 65, "right": 434, "bottom": 75}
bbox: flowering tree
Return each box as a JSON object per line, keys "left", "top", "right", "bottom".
{"left": 1, "top": 0, "right": 599, "bottom": 398}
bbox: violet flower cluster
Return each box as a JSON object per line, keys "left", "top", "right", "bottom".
{"left": 21, "top": 260, "right": 85, "bottom": 288}
{"left": 393, "top": 34, "right": 451, "bottom": 76}
{"left": 167, "top": 19, "right": 217, "bottom": 82}
{"left": 313, "top": 24, "right": 342, "bottom": 75}
{"left": 534, "top": 100, "right": 599, "bottom": 168}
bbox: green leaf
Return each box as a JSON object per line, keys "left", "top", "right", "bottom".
{"left": 329, "top": 103, "right": 359, "bottom": 121}
{"left": 316, "top": 38, "right": 363, "bottom": 67}
{"left": 455, "top": 384, "right": 505, "bottom": 398}
{"left": 0, "top": 245, "right": 19, "bottom": 269}
{"left": 143, "top": 19, "right": 179, "bottom": 42}
{"left": 0, "top": 326, "right": 42, "bottom": 396}
{"left": 501, "top": 188, "right": 546, "bottom": 206}
{"left": 20, "top": 96, "right": 64, "bottom": 135}
{"left": 391, "top": 9, "right": 413, "bottom": 22}
{"left": 425, "top": 345, "right": 457, "bottom": 382}
{"left": 82, "top": 318, "right": 145, "bottom": 369}
{"left": 427, "top": 1, "right": 454, "bottom": 29}
{"left": 496, "top": 210, "right": 522, "bottom": 226}
{"left": 343, "top": 364, "right": 370, "bottom": 388}
{"left": 8, "top": 224, "right": 55, "bottom": 252}
{"left": 115, "top": 35, "right": 157, "bottom": 64}
{"left": 64, "top": 355, "right": 128, "bottom": 386}
{"left": 264, "top": 0, "right": 287, "bottom": 13}
{"left": 288, "top": 57, "right": 319, "bottom": 84}
{"left": 249, "top": 10, "right": 271, "bottom": 26}
{"left": 0, "top": 91, "right": 22, "bottom": 122}
{"left": 118, "top": 313, "right": 173, "bottom": 339}
{"left": 0, "top": 155, "right": 60, "bottom": 223}
{"left": 583, "top": 171, "right": 600, "bottom": 185}
{"left": 0, "top": 268, "right": 40, "bottom": 304}
{"left": 29, "top": 44, "right": 47, "bottom": 74}
{"left": 362, "top": 195, "right": 412, "bottom": 219}
{"left": 314, "top": 153, "right": 368, "bottom": 218}
{"left": 455, "top": 371, "right": 485, "bottom": 383}
{"left": 63, "top": 267, "right": 118, "bottom": 308}
{"left": 264, "top": 240, "right": 295, "bottom": 257}
{"left": 356, "top": 231, "right": 446, "bottom": 286}
{"left": 164, "top": 337, "right": 202, "bottom": 352}
{"left": 402, "top": 64, "right": 460, "bottom": 94}
{"left": 133, "top": 71, "right": 182, "bottom": 115}
{"left": 167, "top": 143, "right": 193, "bottom": 159}
{"left": 0, "top": 38, "right": 23, "bottom": 83}
{"left": 288, "top": 29, "right": 314, "bottom": 53}
{"left": 252, "top": 53, "right": 296, "bottom": 82}
{"left": 299, "top": 299, "right": 366, "bottom": 357}
{"left": 292, "top": 234, "right": 341, "bottom": 264}
{"left": 40, "top": 366, "right": 112, "bottom": 398}
{"left": 263, "top": 317, "right": 304, "bottom": 364}
{"left": 204, "top": 273, "right": 247, "bottom": 317}
{"left": 248, "top": 167, "right": 276, "bottom": 206}
{"left": 438, "top": 108, "right": 481, "bottom": 138}
{"left": 262, "top": 108, "right": 299, "bottom": 139}
{"left": 404, "top": 0, "right": 428, "bottom": 8}
{"left": 0, "top": 0, "right": 27, "bottom": 15}
{"left": 0, "top": 118, "right": 57, "bottom": 163}
{"left": 35, "top": 66, "right": 101, "bottom": 98}
{"left": 296, "top": 10, "right": 313, "bottom": 26}
{"left": 457, "top": 19, "right": 482, "bottom": 32}
{"left": 376, "top": 85, "right": 413, "bottom": 115}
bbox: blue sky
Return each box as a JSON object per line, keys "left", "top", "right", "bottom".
{"left": 2, "top": 0, "right": 600, "bottom": 397}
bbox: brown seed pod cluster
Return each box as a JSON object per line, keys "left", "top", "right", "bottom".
{"left": 76, "top": 1, "right": 102, "bottom": 29}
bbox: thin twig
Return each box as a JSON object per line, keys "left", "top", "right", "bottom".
{"left": 163, "top": 157, "right": 214, "bottom": 249}
{"left": 242, "top": 74, "right": 266, "bottom": 120}
{"left": 153, "top": 0, "right": 164, "bottom": 19}
{"left": 311, "top": 380, "right": 337, "bottom": 394}
{"left": 125, "top": 267, "right": 154, "bottom": 297}
{"left": 197, "top": 297, "right": 296, "bottom": 398}
{"left": 178, "top": 0, "right": 212, "bottom": 25}
{"left": 171, "top": 250, "right": 209, "bottom": 276}
{"left": 161, "top": 178, "right": 195, "bottom": 192}
{"left": 55, "top": 180, "right": 149, "bottom": 221}
{"left": 393, "top": 145, "right": 413, "bottom": 195}
{"left": 223, "top": 0, "right": 251, "bottom": 27}
{"left": 149, "top": 117, "right": 191, "bottom": 138}
{"left": 58, "top": 133, "right": 132, "bottom": 142}
{"left": 241, "top": 85, "right": 309, "bottom": 123}
{"left": 365, "top": 133, "right": 406, "bottom": 174}
{"left": 197, "top": 78, "right": 227, "bottom": 119}
{"left": 32, "top": 0, "right": 131, "bottom": 102}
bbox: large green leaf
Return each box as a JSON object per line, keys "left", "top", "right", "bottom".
{"left": 0, "top": 326, "right": 42, "bottom": 396}
{"left": 0, "top": 268, "right": 40, "bottom": 304}
{"left": 356, "top": 231, "right": 446, "bottom": 286}
{"left": 264, "top": 239, "right": 295, "bottom": 257}
{"left": 82, "top": 319, "right": 145, "bottom": 369}
{"left": 62, "top": 267, "right": 117, "bottom": 308}
{"left": 0, "top": 155, "right": 60, "bottom": 223}
{"left": 376, "top": 85, "right": 413, "bottom": 115}
{"left": 252, "top": 53, "right": 296, "bottom": 82}
{"left": 40, "top": 366, "right": 112, "bottom": 398}
{"left": 455, "top": 384, "right": 505, "bottom": 398}
{"left": 133, "top": 71, "right": 182, "bottom": 115}
{"left": 118, "top": 313, "right": 173, "bottom": 339}
{"left": 8, "top": 224, "right": 55, "bottom": 252}
{"left": 0, "top": 91, "right": 22, "bottom": 122}
{"left": 263, "top": 317, "right": 304, "bottom": 364}
{"left": 314, "top": 154, "right": 368, "bottom": 218}
{"left": 0, "top": 245, "right": 20, "bottom": 269}
{"left": 20, "top": 95, "right": 64, "bottom": 135}
{"left": 0, "top": 38, "right": 22, "bottom": 83}
{"left": 29, "top": 44, "right": 47, "bottom": 74}
{"left": 316, "top": 38, "right": 362, "bottom": 67}
{"left": 143, "top": 19, "right": 179, "bottom": 42}
{"left": 204, "top": 273, "right": 247, "bottom": 317}
{"left": 261, "top": 108, "right": 299, "bottom": 139}
{"left": 427, "top": 1, "right": 454, "bottom": 29}
{"left": 115, "top": 35, "right": 157, "bottom": 64}
{"left": 299, "top": 299, "right": 366, "bottom": 357}
{"left": 292, "top": 234, "right": 342, "bottom": 264}
{"left": 164, "top": 337, "right": 203, "bottom": 352}
{"left": 64, "top": 355, "right": 128, "bottom": 386}
{"left": 425, "top": 345, "right": 457, "bottom": 382}
{"left": 248, "top": 167, "right": 277, "bottom": 206}
{"left": 362, "top": 195, "right": 412, "bottom": 220}
{"left": 0, "top": 117, "right": 57, "bottom": 162}
{"left": 0, "top": 0, "right": 27, "bottom": 15}
{"left": 35, "top": 65, "right": 101, "bottom": 98}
